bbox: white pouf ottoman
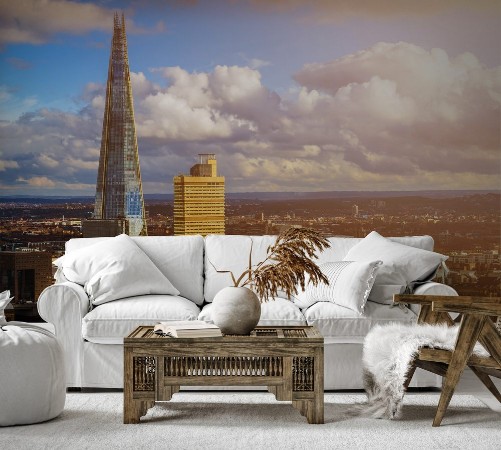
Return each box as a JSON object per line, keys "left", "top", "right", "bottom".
{"left": 0, "top": 320, "right": 66, "bottom": 426}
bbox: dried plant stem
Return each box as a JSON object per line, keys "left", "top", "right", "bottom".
{"left": 211, "top": 227, "right": 330, "bottom": 302}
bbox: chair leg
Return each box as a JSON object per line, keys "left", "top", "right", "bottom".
{"left": 433, "top": 314, "right": 486, "bottom": 427}
{"left": 469, "top": 366, "right": 501, "bottom": 403}
{"left": 403, "top": 364, "right": 417, "bottom": 391}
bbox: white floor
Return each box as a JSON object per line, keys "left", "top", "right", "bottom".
{"left": 456, "top": 367, "right": 501, "bottom": 412}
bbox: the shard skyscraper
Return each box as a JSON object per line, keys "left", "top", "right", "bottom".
{"left": 93, "top": 13, "right": 147, "bottom": 236}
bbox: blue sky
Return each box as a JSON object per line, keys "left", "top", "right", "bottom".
{"left": 0, "top": 0, "right": 500, "bottom": 195}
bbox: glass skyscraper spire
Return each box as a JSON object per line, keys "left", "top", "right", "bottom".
{"left": 93, "top": 13, "right": 147, "bottom": 236}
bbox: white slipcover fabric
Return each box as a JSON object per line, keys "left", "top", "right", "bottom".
{"left": 407, "top": 282, "right": 459, "bottom": 316}
{"left": 294, "top": 260, "right": 382, "bottom": 314}
{"left": 320, "top": 235, "right": 434, "bottom": 263}
{"left": 56, "top": 234, "right": 180, "bottom": 305}
{"left": 82, "top": 295, "right": 201, "bottom": 344}
{"left": 37, "top": 234, "right": 453, "bottom": 390}
{"left": 38, "top": 282, "right": 90, "bottom": 388}
{"left": 199, "top": 297, "right": 306, "bottom": 326}
{"left": 367, "top": 284, "right": 405, "bottom": 305}
{"left": 303, "top": 301, "right": 417, "bottom": 343}
{"left": 0, "top": 291, "right": 14, "bottom": 325}
{"left": 204, "top": 235, "right": 278, "bottom": 302}
{"left": 204, "top": 234, "right": 435, "bottom": 303}
{"left": 0, "top": 324, "right": 66, "bottom": 426}
{"left": 65, "top": 235, "right": 205, "bottom": 305}
{"left": 344, "top": 231, "right": 447, "bottom": 301}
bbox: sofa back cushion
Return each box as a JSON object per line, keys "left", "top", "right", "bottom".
{"left": 320, "top": 235, "right": 434, "bottom": 262}
{"left": 204, "top": 234, "right": 434, "bottom": 302}
{"left": 204, "top": 235, "right": 278, "bottom": 302}
{"left": 66, "top": 235, "right": 205, "bottom": 305}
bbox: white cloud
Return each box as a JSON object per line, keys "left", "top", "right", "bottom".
{"left": 17, "top": 176, "right": 56, "bottom": 187}
{"left": 293, "top": 42, "right": 501, "bottom": 175}
{"left": 37, "top": 154, "right": 59, "bottom": 168}
{"left": 248, "top": 58, "right": 271, "bottom": 70}
{"left": 1, "top": 42, "right": 499, "bottom": 194}
{"left": 0, "top": 160, "right": 19, "bottom": 171}
{"left": 136, "top": 65, "right": 278, "bottom": 140}
{"left": 63, "top": 156, "right": 98, "bottom": 171}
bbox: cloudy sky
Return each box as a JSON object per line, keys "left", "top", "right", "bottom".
{"left": 0, "top": 0, "right": 500, "bottom": 196}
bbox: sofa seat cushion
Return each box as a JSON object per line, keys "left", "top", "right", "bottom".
{"left": 304, "top": 301, "right": 416, "bottom": 343}
{"left": 82, "top": 295, "right": 200, "bottom": 344}
{"left": 199, "top": 297, "right": 306, "bottom": 326}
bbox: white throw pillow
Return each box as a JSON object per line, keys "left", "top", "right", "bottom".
{"left": 344, "top": 231, "right": 448, "bottom": 296}
{"left": 54, "top": 234, "right": 180, "bottom": 305}
{"left": 293, "top": 260, "right": 381, "bottom": 314}
{"left": 368, "top": 284, "right": 405, "bottom": 305}
{"left": 0, "top": 290, "right": 14, "bottom": 325}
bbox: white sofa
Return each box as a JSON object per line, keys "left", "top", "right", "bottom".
{"left": 38, "top": 234, "right": 457, "bottom": 389}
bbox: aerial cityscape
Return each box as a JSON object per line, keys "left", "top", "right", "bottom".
{"left": 0, "top": 2, "right": 499, "bottom": 321}
{"left": 0, "top": 190, "right": 499, "bottom": 302}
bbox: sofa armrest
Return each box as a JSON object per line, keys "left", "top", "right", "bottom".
{"left": 396, "top": 282, "right": 458, "bottom": 316}
{"left": 37, "top": 282, "right": 90, "bottom": 387}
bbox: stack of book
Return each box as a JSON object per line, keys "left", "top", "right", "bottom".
{"left": 153, "top": 320, "right": 222, "bottom": 338}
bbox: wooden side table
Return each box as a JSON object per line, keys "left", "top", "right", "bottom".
{"left": 124, "top": 325, "right": 324, "bottom": 424}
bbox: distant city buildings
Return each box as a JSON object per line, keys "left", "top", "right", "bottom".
{"left": 1, "top": 193, "right": 499, "bottom": 297}
{"left": 85, "top": 13, "right": 147, "bottom": 237}
{"left": 173, "top": 154, "right": 225, "bottom": 236}
{"left": 81, "top": 218, "right": 128, "bottom": 238}
{"left": 0, "top": 251, "right": 52, "bottom": 321}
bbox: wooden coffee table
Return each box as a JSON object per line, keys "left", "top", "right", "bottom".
{"left": 124, "top": 325, "right": 324, "bottom": 424}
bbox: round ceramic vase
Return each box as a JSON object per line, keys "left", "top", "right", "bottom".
{"left": 211, "top": 286, "right": 261, "bottom": 335}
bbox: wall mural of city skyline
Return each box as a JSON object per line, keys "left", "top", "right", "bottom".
{"left": 0, "top": 0, "right": 500, "bottom": 196}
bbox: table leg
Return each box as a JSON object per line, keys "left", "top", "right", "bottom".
{"left": 124, "top": 348, "right": 140, "bottom": 423}
{"left": 124, "top": 350, "right": 155, "bottom": 423}
{"left": 308, "top": 347, "right": 324, "bottom": 424}
{"left": 292, "top": 400, "right": 308, "bottom": 417}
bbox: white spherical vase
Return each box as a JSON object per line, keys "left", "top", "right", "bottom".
{"left": 211, "top": 286, "right": 261, "bottom": 335}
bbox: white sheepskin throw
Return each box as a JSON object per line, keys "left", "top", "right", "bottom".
{"left": 361, "top": 322, "right": 488, "bottom": 420}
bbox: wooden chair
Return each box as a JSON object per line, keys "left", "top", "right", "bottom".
{"left": 393, "top": 294, "right": 501, "bottom": 426}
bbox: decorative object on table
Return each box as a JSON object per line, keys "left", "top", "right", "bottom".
{"left": 211, "top": 227, "right": 330, "bottom": 334}
{"left": 154, "top": 320, "right": 222, "bottom": 338}
{"left": 210, "top": 286, "right": 262, "bottom": 335}
{"left": 361, "top": 294, "right": 501, "bottom": 426}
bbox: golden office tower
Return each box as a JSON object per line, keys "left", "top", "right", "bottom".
{"left": 174, "top": 154, "right": 225, "bottom": 235}
{"left": 92, "top": 13, "right": 147, "bottom": 236}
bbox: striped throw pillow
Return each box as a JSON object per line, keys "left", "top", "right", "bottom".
{"left": 306, "top": 260, "right": 382, "bottom": 314}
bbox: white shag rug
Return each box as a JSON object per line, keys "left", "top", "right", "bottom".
{"left": 2, "top": 391, "right": 500, "bottom": 450}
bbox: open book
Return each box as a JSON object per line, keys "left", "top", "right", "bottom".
{"left": 153, "top": 320, "right": 222, "bottom": 338}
